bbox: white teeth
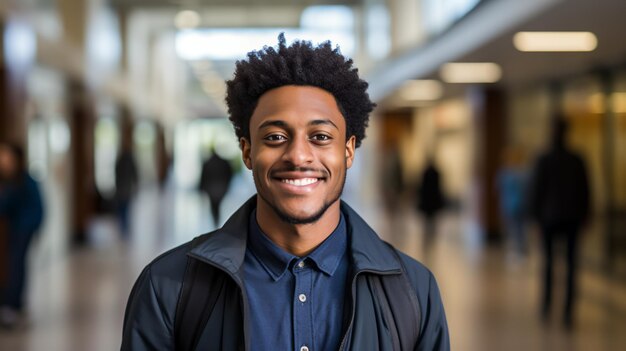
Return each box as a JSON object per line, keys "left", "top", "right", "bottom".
{"left": 281, "top": 178, "right": 319, "bottom": 186}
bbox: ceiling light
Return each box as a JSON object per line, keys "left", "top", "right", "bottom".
{"left": 440, "top": 63, "right": 501, "bottom": 83}
{"left": 399, "top": 80, "right": 443, "bottom": 101}
{"left": 513, "top": 31, "right": 597, "bottom": 52}
{"left": 175, "top": 10, "right": 200, "bottom": 29}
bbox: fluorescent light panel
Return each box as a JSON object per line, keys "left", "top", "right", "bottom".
{"left": 399, "top": 80, "right": 443, "bottom": 101}
{"left": 440, "top": 62, "right": 501, "bottom": 83}
{"left": 513, "top": 31, "right": 597, "bottom": 52}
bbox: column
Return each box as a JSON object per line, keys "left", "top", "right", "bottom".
{"left": 57, "top": 0, "right": 97, "bottom": 245}
{"left": 67, "top": 79, "right": 96, "bottom": 244}
{"left": 468, "top": 87, "right": 506, "bottom": 243}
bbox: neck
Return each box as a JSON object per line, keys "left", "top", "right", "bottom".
{"left": 255, "top": 200, "right": 341, "bottom": 257}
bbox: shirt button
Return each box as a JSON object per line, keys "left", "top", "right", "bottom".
{"left": 300, "top": 346, "right": 309, "bottom": 351}
{"left": 298, "top": 294, "right": 307, "bottom": 302}
{"left": 297, "top": 261, "right": 305, "bottom": 268}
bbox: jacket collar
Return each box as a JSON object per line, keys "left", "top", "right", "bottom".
{"left": 188, "top": 195, "right": 401, "bottom": 276}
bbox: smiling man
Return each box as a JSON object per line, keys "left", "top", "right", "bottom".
{"left": 121, "top": 34, "right": 449, "bottom": 351}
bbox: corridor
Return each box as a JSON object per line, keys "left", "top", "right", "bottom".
{"left": 2, "top": 1, "right": 626, "bottom": 350}
{"left": 1, "top": 178, "right": 625, "bottom": 351}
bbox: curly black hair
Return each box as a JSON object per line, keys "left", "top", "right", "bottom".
{"left": 225, "top": 33, "right": 375, "bottom": 148}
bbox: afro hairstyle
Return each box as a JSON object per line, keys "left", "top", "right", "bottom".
{"left": 225, "top": 33, "right": 375, "bottom": 148}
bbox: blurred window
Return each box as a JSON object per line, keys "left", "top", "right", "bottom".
{"left": 366, "top": 3, "right": 391, "bottom": 60}
{"left": 175, "top": 6, "right": 355, "bottom": 61}
{"left": 300, "top": 5, "right": 353, "bottom": 31}
{"left": 3, "top": 19, "right": 36, "bottom": 71}
{"left": 49, "top": 118, "right": 70, "bottom": 154}
{"left": 422, "top": 0, "right": 480, "bottom": 36}
{"left": 134, "top": 120, "right": 157, "bottom": 183}
{"left": 27, "top": 118, "right": 48, "bottom": 181}
{"left": 95, "top": 117, "right": 119, "bottom": 198}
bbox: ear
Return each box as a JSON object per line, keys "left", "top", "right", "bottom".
{"left": 240, "top": 137, "right": 252, "bottom": 170}
{"left": 345, "top": 135, "right": 356, "bottom": 169}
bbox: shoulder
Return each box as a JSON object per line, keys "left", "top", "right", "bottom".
{"left": 132, "top": 240, "right": 195, "bottom": 310}
{"left": 394, "top": 249, "right": 440, "bottom": 298}
{"left": 142, "top": 241, "right": 193, "bottom": 287}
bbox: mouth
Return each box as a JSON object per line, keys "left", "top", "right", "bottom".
{"left": 272, "top": 171, "right": 327, "bottom": 194}
{"left": 280, "top": 177, "right": 320, "bottom": 186}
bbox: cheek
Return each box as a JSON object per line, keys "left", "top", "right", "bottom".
{"left": 323, "top": 148, "right": 349, "bottom": 173}
{"left": 250, "top": 148, "right": 275, "bottom": 173}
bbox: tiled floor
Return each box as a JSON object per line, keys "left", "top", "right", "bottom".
{"left": 1, "top": 178, "right": 625, "bottom": 350}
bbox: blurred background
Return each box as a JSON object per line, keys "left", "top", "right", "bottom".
{"left": 0, "top": 0, "right": 625, "bottom": 350}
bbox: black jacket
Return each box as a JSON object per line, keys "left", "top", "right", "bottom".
{"left": 530, "top": 147, "right": 590, "bottom": 228}
{"left": 121, "top": 196, "right": 449, "bottom": 350}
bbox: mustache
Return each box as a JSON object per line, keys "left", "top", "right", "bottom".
{"left": 270, "top": 166, "right": 329, "bottom": 177}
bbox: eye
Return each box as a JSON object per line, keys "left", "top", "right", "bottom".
{"left": 264, "top": 134, "right": 288, "bottom": 144}
{"left": 310, "top": 134, "right": 332, "bottom": 143}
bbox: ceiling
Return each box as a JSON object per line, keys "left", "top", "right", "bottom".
{"left": 109, "top": 0, "right": 361, "bottom": 10}
{"left": 110, "top": 0, "right": 626, "bottom": 114}
{"left": 462, "top": 0, "right": 626, "bottom": 88}
{"left": 374, "top": 0, "right": 626, "bottom": 107}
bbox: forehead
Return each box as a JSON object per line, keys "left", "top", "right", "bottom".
{"left": 250, "top": 85, "right": 345, "bottom": 131}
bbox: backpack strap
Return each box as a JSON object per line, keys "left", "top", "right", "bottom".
{"left": 174, "top": 237, "right": 226, "bottom": 351}
{"left": 367, "top": 246, "right": 421, "bottom": 350}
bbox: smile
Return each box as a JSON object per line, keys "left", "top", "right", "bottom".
{"left": 280, "top": 178, "right": 319, "bottom": 186}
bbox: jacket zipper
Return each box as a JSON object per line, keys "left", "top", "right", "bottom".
{"left": 338, "top": 269, "right": 401, "bottom": 350}
{"left": 188, "top": 253, "right": 250, "bottom": 351}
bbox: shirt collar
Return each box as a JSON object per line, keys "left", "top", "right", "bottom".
{"left": 247, "top": 209, "right": 347, "bottom": 281}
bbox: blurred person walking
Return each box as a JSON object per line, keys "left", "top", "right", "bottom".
{"left": 497, "top": 146, "right": 529, "bottom": 257}
{"left": 199, "top": 149, "right": 234, "bottom": 227}
{"left": 416, "top": 158, "right": 445, "bottom": 249}
{"left": 115, "top": 137, "right": 138, "bottom": 239}
{"left": 0, "top": 143, "right": 44, "bottom": 329}
{"left": 530, "top": 117, "right": 590, "bottom": 328}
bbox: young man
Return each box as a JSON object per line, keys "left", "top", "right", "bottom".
{"left": 121, "top": 35, "right": 449, "bottom": 351}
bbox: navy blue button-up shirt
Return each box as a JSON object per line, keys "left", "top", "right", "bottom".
{"left": 243, "top": 210, "right": 349, "bottom": 351}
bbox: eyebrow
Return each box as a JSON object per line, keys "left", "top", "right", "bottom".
{"left": 258, "top": 119, "right": 339, "bottom": 130}
{"left": 258, "top": 120, "right": 288, "bottom": 130}
{"left": 309, "top": 119, "right": 339, "bottom": 130}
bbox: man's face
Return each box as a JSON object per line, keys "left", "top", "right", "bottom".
{"left": 241, "top": 85, "right": 355, "bottom": 224}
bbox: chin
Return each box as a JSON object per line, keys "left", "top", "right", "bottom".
{"left": 275, "top": 201, "right": 327, "bottom": 224}
{"left": 276, "top": 209, "right": 327, "bottom": 225}
{"left": 264, "top": 196, "right": 336, "bottom": 225}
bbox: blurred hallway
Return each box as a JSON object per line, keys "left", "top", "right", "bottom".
{"left": 2, "top": 0, "right": 626, "bottom": 350}
{"left": 1, "top": 181, "right": 625, "bottom": 351}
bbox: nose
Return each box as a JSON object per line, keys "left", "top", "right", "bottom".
{"left": 282, "top": 135, "right": 314, "bottom": 166}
